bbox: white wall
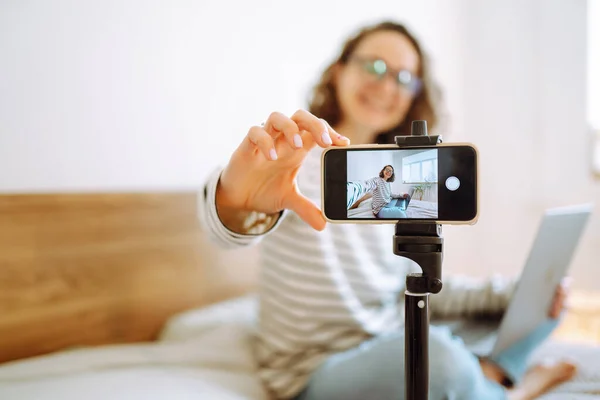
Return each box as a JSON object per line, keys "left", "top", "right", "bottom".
{"left": 440, "top": 0, "right": 598, "bottom": 291}
{"left": 1, "top": 1, "right": 597, "bottom": 290}
{"left": 0, "top": 0, "right": 463, "bottom": 192}
{"left": 589, "top": 0, "right": 600, "bottom": 129}
{"left": 347, "top": 151, "right": 393, "bottom": 183}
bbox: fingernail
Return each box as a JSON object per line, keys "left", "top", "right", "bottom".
{"left": 293, "top": 134, "right": 303, "bottom": 148}
{"left": 269, "top": 148, "right": 277, "bottom": 160}
{"left": 322, "top": 132, "right": 332, "bottom": 145}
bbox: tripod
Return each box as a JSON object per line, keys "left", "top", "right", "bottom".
{"left": 395, "top": 121, "right": 444, "bottom": 400}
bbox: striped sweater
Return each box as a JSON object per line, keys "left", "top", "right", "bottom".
{"left": 198, "top": 147, "right": 516, "bottom": 399}
{"left": 370, "top": 176, "right": 402, "bottom": 215}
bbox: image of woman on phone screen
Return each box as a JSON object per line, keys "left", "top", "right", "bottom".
{"left": 370, "top": 164, "right": 411, "bottom": 218}
{"left": 199, "top": 20, "right": 574, "bottom": 400}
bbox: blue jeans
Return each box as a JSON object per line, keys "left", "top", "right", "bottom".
{"left": 293, "top": 318, "right": 559, "bottom": 400}
{"left": 376, "top": 197, "right": 410, "bottom": 219}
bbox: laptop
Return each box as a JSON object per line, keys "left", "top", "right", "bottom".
{"left": 443, "top": 203, "right": 593, "bottom": 358}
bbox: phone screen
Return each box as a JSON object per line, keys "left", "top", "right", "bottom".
{"left": 322, "top": 145, "right": 478, "bottom": 223}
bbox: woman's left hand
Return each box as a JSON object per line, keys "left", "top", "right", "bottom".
{"left": 549, "top": 277, "right": 571, "bottom": 319}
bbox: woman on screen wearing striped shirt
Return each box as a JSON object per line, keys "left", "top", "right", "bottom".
{"left": 370, "top": 164, "right": 411, "bottom": 218}
{"left": 199, "top": 21, "right": 574, "bottom": 400}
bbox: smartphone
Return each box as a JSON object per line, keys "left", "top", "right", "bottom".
{"left": 321, "top": 143, "right": 478, "bottom": 224}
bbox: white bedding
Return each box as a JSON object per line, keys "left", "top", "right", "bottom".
{"left": 347, "top": 198, "right": 377, "bottom": 218}
{"left": 348, "top": 198, "right": 438, "bottom": 219}
{"left": 1, "top": 295, "right": 599, "bottom": 400}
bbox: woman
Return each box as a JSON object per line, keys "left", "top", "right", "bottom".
{"left": 370, "top": 164, "right": 411, "bottom": 218}
{"left": 199, "top": 21, "right": 573, "bottom": 400}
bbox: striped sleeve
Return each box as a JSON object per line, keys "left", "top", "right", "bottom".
{"left": 197, "top": 167, "right": 287, "bottom": 249}
{"left": 364, "top": 177, "right": 378, "bottom": 192}
{"left": 428, "top": 274, "right": 518, "bottom": 318}
{"left": 371, "top": 178, "right": 390, "bottom": 215}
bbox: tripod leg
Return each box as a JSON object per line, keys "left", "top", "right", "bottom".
{"left": 405, "top": 290, "right": 429, "bottom": 400}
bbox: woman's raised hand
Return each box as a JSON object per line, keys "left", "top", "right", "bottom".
{"left": 216, "top": 109, "right": 350, "bottom": 231}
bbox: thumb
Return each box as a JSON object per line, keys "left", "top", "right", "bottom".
{"left": 285, "top": 192, "right": 327, "bottom": 231}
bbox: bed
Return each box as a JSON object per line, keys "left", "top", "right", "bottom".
{"left": 348, "top": 197, "right": 438, "bottom": 219}
{"left": 0, "top": 193, "right": 599, "bottom": 399}
{"left": 0, "top": 193, "right": 267, "bottom": 399}
{"left": 0, "top": 294, "right": 269, "bottom": 400}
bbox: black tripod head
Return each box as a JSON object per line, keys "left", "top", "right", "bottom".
{"left": 394, "top": 223, "right": 443, "bottom": 294}
{"left": 395, "top": 120, "right": 442, "bottom": 147}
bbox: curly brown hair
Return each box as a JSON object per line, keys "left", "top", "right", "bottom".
{"left": 379, "top": 165, "right": 395, "bottom": 182}
{"left": 308, "top": 21, "right": 443, "bottom": 144}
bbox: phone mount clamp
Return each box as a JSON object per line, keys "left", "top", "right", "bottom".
{"left": 394, "top": 120, "right": 443, "bottom": 400}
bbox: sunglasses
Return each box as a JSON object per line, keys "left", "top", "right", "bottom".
{"left": 349, "top": 56, "right": 422, "bottom": 95}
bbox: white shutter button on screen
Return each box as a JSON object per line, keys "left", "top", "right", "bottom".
{"left": 445, "top": 176, "right": 460, "bottom": 191}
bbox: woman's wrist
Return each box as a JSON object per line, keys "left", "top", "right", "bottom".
{"left": 215, "top": 182, "right": 281, "bottom": 235}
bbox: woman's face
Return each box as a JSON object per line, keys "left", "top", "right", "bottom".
{"left": 335, "top": 30, "right": 421, "bottom": 135}
{"left": 383, "top": 166, "right": 393, "bottom": 180}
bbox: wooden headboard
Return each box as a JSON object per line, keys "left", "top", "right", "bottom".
{"left": 0, "top": 193, "right": 260, "bottom": 365}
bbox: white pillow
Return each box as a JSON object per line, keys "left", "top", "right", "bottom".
{"left": 0, "top": 295, "right": 260, "bottom": 382}
{"left": 159, "top": 294, "right": 259, "bottom": 342}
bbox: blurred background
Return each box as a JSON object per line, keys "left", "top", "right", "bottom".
{"left": 1, "top": 0, "right": 598, "bottom": 289}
